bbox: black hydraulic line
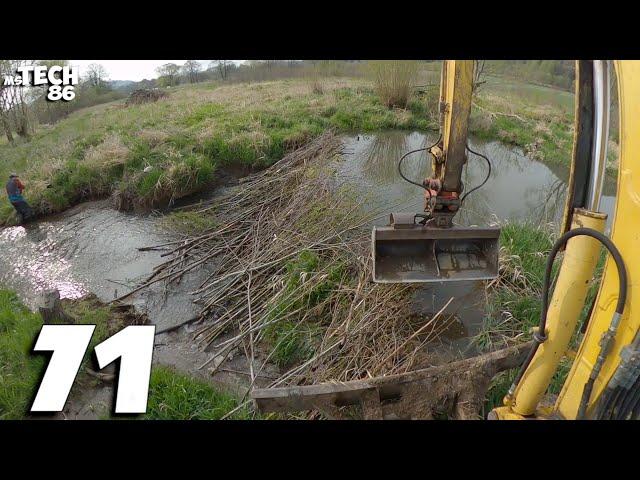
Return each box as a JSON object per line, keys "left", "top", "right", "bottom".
{"left": 597, "top": 385, "right": 623, "bottom": 420}
{"left": 397, "top": 135, "right": 442, "bottom": 205}
{"left": 507, "top": 228, "right": 628, "bottom": 410}
{"left": 596, "top": 349, "right": 640, "bottom": 420}
{"left": 616, "top": 375, "right": 640, "bottom": 419}
{"left": 629, "top": 387, "right": 640, "bottom": 419}
{"left": 460, "top": 144, "right": 491, "bottom": 204}
{"left": 397, "top": 147, "right": 429, "bottom": 190}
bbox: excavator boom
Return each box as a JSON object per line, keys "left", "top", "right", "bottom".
{"left": 372, "top": 60, "right": 500, "bottom": 283}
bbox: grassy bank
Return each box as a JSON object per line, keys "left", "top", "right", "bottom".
{"left": 0, "top": 78, "right": 436, "bottom": 225}
{"left": 471, "top": 77, "right": 619, "bottom": 176}
{"left": 143, "top": 367, "right": 251, "bottom": 420}
{"left": 1, "top": 74, "right": 594, "bottom": 226}
{"left": 0, "top": 289, "right": 118, "bottom": 419}
{"left": 0, "top": 289, "right": 247, "bottom": 420}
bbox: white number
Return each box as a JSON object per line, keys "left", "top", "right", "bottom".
{"left": 95, "top": 326, "right": 155, "bottom": 414}
{"left": 31, "top": 325, "right": 155, "bottom": 414}
{"left": 31, "top": 325, "right": 95, "bottom": 412}
{"left": 62, "top": 85, "right": 75, "bottom": 101}
{"left": 47, "top": 85, "right": 75, "bottom": 102}
{"left": 47, "top": 85, "right": 62, "bottom": 101}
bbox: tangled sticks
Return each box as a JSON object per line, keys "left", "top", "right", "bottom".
{"left": 128, "top": 132, "right": 468, "bottom": 409}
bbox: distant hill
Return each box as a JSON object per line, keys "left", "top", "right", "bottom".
{"left": 108, "top": 79, "right": 157, "bottom": 93}
{"left": 108, "top": 80, "right": 136, "bottom": 91}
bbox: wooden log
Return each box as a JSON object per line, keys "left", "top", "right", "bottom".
{"left": 252, "top": 341, "right": 534, "bottom": 420}
{"left": 38, "top": 289, "right": 75, "bottom": 324}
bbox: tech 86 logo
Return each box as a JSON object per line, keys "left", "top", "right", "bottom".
{"left": 3, "top": 64, "right": 78, "bottom": 101}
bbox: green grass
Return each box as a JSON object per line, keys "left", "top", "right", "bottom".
{"left": 0, "top": 290, "right": 47, "bottom": 419}
{"left": 470, "top": 92, "right": 574, "bottom": 167}
{"left": 264, "top": 250, "right": 345, "bottom": 368}
{"left": 475, "top": 222, "right": 555, "bottom": 353}
{"left": 0, "top": 288, "right": 251, "bottom": 420}
{"left": 0, "top": 290, "right": 119, "bottom": 419}
{"left": 0, "top": 74, "right": 592, "bottom": 226}
{"left": 0, "top": 78, "right": 436, "bottom": 225}
{"left": 143, "top": 366, "right": 252, "bottom": 420}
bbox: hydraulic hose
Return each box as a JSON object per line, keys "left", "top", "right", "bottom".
{"left": 460, "top": 144, "right": 491, "bottom": 205}
{"left": 397, "top": 135, "right": 442, "bottom": 204}
{"left": 595, "top": 324, "right": 640, "bottom": 419}
{"left": 508, "top": 228, "right": 627, "bottom": 413}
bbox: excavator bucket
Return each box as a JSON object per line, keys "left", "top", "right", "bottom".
{"left": 372, "top": 214, "right": 500, "bottom": 283}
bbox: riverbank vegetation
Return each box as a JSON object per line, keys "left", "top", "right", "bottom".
{"left": 0, "top": 77, "right": 437, "bottom": 225}
{"left": 0, "top": 289, "right": 246, "bottom": 419}
{"left": 1, "top": 61, "right": 596, "bottom": 226}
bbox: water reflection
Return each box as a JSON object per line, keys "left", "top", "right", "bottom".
{"left": 0, "top": 201, "right": 206, "bottom": 330}
{"left": 338, "top": 131, "right": 616, "bottom": 228}
{"left": 338, "top": 131, "right": 618, "bottom": 360}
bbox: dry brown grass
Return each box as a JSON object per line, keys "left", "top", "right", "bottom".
{"left": 367, "top": 61, "right": 419, "bottom": 109}
{"left": 84, "top": 134, "right": 129, "bottom": 168}
{"left": 125, "top": 133, "right": 453, "bottom": 390}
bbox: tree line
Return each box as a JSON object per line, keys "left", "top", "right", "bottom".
{"left": 0, "top": 60, "right": 131, "bottom": 143}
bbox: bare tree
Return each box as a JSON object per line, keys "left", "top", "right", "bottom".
{"left": 0, "top": 59, "right": 35, "bottom": 141}
{"left": 473, "top": 60, "right": 486, "bottom": 92}
{"left": 0, "top": 60, "right": 15, "bottom": 143}
{"left": 210, "top": 60, "right": 230, "bottom": 80}
{"left": 182, "top": 60, "right": 201, "bottom": 84}
{"left": 85, "top": 63, "right": 109, "bottom": 88}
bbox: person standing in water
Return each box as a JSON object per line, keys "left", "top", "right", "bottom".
{"left": 5, "top": 173, "right": 34, "bottom": 223}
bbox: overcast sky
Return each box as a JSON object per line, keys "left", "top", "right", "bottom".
{"left": 68, "top": 60, "right": 243, "bottom": 82}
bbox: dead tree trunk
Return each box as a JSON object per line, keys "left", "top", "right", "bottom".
{"left": 39, "top": 289, "right": 75, "bottom": 324}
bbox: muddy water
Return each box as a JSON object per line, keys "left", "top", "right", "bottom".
{"left": 337, "top": 131, "right": 617, "bottom": 358}
{"left": 0, "top": 200, "right": 206, "bottom": 331}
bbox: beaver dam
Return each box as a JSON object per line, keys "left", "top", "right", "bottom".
{"left": 109, "top": 131, "right": 615, "bottom": 418}
{"left": 0, "top": 130, "right": 616, "bottom": 419}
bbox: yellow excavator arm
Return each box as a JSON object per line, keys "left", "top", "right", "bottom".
{"left": 493, "top": 60, "right": 638, "bottom": 420}
{"left": 254, "top": 61, "right": 639, "bottom": 420}
{"left": 372, "top": 60, "right": 500, "bottom": 284}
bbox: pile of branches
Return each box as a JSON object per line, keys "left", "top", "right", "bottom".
{"left": 124, "top": 131, "right": 455, "bottom": 388}
{"left": 125, "top": 88, "right": 168, "bottom": 106}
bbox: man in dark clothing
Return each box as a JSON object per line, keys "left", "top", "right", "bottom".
{"left": 6, "top": 173, "right": 34, "bottom": 223}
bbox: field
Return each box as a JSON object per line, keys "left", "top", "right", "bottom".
{"left": 0, "top": 74, "right": 588, "bottom": 225}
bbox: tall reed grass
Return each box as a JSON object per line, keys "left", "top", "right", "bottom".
{"left": 367, "top": 61, "right": 419, "bottom": 109}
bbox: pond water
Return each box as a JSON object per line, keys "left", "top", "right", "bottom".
{"left": 338, "top": 131, "right": 616, "bottom": 228}
{"left": 336, "top": 131, "right": 617, "bottom": 358}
